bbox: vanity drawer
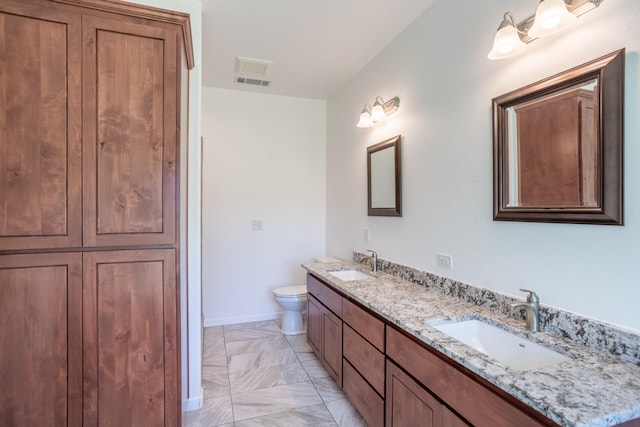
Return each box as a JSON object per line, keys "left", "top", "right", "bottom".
{"left": 343, "top": 359, "right": 384, "bottom": 427}
{"left": 307, "top": 274, "right": 342, "bottom": 316}
{"left": 386, "top": 327, "right": 548, "bottom": 427}
{"left": 342, "top": 298, "right": 385, "bottom": 352}
{"left": 343, "top": 325, "right": 385, "bottom": 396}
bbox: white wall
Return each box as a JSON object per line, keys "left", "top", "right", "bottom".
{"left": 128, "top": 0, "right": 203, "bottom": 411}
{"left": 326, "top": 0, "right": 640, "bottom": 333}
{"left": 201, "top": 88, "right": 326, "bottom": 325}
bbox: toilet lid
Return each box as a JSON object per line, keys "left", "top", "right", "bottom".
{"left": 273, "top": 285, "right": 307, "bottom": 297}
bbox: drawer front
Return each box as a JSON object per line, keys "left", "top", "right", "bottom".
{"left": 343, "top": 325, "right": 385, "bottom": 396}
{"left": 342, "top": 298, "right": 385, "bottom": 352}
{"left": 307, "top": 274, "right": 342, "bottom": 316}
{"left": 343, "top": 359, "right": 384, "bottom": 427}
{"left": 386, "top": 327, "right": 548, "bottom": 427}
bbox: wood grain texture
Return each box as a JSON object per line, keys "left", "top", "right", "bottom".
{"left": 386, "top": 326, "right": 554, "bottom": 427}
{"left": 83, "top": 15, "right": 177, "bottom": 247}
{"left": 307, "top": 274, "right": 342, "bottom": 317}
{"left": 0, "top": 2, "right": 82, "bottom": 250}
{"left": 343, "top": 360, "right": 384, "bottom": 427}
{"left": 386, "top": 360, "right": 444, "bottom": 427}
{"left": 322, "top": 307, "right": 343, "bottom": 386}
{"left": 0, "top": 253, "right": 82, "bottom": 427}
{"left": 306, "top": 294, "right": 322, "bottom": 358}
{"left": 515, "top": 89, "right": 596, "bottom": 207}
{"left": 343, "top": 298, "right": 385, "bottom": 352}
{"left": 83, "top": 249, "right": 177, "bottom": 427}
{"left": 343, "top": 325, "right": 385, "bottom": 396}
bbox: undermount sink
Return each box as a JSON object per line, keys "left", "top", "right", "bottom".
{"left": 329, "top": 269, "right": 375, "bottom": 281}
{"left": 432, "top": 319, "right": 570, "bottom": 371}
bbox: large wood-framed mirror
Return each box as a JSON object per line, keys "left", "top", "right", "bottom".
{"left": 368, "top": 135, "right": 402, "bottom": 216}
{"left": 493, "top": 49, "right": 624, "bottom": 225}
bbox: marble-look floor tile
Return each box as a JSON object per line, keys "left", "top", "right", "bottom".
{"left": 227, "top": 347, "right": 299, "bottom": 373}
{"left": 231, "top": 381, "right": 323, "bottom": 421}
{"left": 325, "top": 398, "right": 367, "bottom": 427}
{"left": 286, "top": 333, "right": 313, "bottom": 354}
{"left": 234, "top": 403, "right": 338, "bottom": 426}
{"left": 184, "top": 394, "right": 234, "bottom": 427}
{"left": 204, "top": 325, "right": 225, "bottom": 339}
{"left": 296, "top": 351, "right": 319, "bottom": 362}
{"left": 300, "top": 356, "right": 331, "bottom": 379}
{"left": 202, "top": 371, "right": 230, "bottom": 399}
{"left": 229, "top": 360, "right": 309, "bottom": 394}
{"left": 225, "top": 335, "right": 290, "bottom": 357}
{"left": 312, "top": 376, "right": 345, "bottom": 403}
{"left": 223, "top": 320, "right": 282, "bottom": 343}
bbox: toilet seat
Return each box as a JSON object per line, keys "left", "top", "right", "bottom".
{"left": 273, "top": 285, "right": 307, "bottom": 298}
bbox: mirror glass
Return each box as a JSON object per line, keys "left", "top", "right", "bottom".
{"left": 504, "top": 78, "right": 599, "bottom": 208}
{"left": 493, "top": 49, "right": 624, "bottom": 225}
{"left": 368, "top": 135, "right": 402, "bottom": 216}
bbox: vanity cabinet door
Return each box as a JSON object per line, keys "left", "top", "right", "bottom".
{"left": 386, "top": 327, "right": 550, "bottom": 427}
{"left": 344, "top": 360, "right": 384, "bottom": 427}
{"left": 306, "top": 287, "right": 343, "bottom": 386}
{"left": 386, "top": 360, "right": 445, "bottom": 427}
{"left": 322, "top": 306, "right": 343, "bottom": 386}
{"left": 307, "top": 294, "right": 322, "bottom": 358}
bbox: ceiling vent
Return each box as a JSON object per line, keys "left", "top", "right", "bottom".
{"left": 235, "top": 56, "right": 272, "bottom": 76}
{"left": 236, "top": 77, "right": 270, "bottom": 87}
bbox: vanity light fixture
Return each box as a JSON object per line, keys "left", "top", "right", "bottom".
{"left": 488, "top": 0, "right": 603, "bottom": 60}
{"left": 356, "top": 96, "right": 400, "bottom": 128}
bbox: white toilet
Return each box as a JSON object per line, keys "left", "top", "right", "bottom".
{"left": 273, "top": 285, "right": 308, "bottom": 335}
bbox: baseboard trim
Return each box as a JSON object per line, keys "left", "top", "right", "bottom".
{"left": 182, "top": 388, "right": 203, "bottom": 412}
{"left": 204, "top": 312, "right": 280, "bottom": 327}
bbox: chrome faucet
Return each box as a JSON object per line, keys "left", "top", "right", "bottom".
{"left": 509, "top": 289, "right": 540, "bottom": 332}
{"left": 365, "top": 250, "right": 378, "bottom": 273}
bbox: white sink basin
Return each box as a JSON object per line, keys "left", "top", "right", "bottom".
{"left": 329, "top": 269, "right": 375, "bottom": 281}
{"left": 432, "top": 319, "right": 570, "bottom": 371}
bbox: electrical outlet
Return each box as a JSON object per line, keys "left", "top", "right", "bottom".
{"left": 251, "top": 220, "right": 263, "bottom": 231}
{"left": 437, "top": 253, "right": 453, "bottom": 269}
{"left": 364, "top": 228, "right": 370, "bottom": 242}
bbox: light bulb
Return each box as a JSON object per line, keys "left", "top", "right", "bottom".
{"left": 528, "top": 0, "right": 576, "bottom": 38}
{"left": 488, "top": 19, "right": 526, "bottom": 60}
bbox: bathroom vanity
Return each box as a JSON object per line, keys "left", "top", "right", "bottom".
{"left": 303, "top": 261, "right": 640, "bottom": 427}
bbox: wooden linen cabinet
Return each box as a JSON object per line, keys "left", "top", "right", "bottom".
{"left": 0, "top": 0, "right": 193, "bottom": 425}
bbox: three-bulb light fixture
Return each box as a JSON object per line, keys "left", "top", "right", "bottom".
{"left": 356, "top": 96, "right": 400, "bottom": 128}
{"left": 488, "top": 0, "right": 603, "bottom": 60}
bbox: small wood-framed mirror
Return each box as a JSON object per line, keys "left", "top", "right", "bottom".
{"left": 368, "top": 135, "right": 402, "bottom": 216}
{"left": 493, "top": 49, "right": 624, "bottom": 225}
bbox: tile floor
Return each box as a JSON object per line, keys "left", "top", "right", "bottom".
{"left": 184, "top": 320, "right": 367, "bottom": 426}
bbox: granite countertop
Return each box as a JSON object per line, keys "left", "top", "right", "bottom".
{"left": 302, "top": 261, "right": 640, "bottom": 427}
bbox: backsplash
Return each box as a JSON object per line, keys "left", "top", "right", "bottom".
{"left": 353, "top": 251, "right": 640, "bottom": 365}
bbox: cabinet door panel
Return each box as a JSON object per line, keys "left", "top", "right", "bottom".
{"left": 386, "top": 360, "right": 443, "bottom": 427}
{"left": 83, "top": 249, "right": 177, "bottom": 427}
{"left": 0, "top": 253, "right": 82, "bottom": 427}
{"left": 322, "top": 307, "right": 343, "bottom": 386}
{"left": 343, "top": 360, "right": 384, "bottom": 427}
{"left": 83, "top": 16, "right": 177, "bottom": 247}
{"left": 0, "top": 2, "right": 81, "bottom": 250}
{"left": 307, "top": 294, "right": 322, "bottom": 357}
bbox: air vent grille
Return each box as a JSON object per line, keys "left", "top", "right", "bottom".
{"left": 236, "top": 77, "right": 270, "bottom": 87}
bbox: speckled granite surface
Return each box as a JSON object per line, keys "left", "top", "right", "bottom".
{"left": 302, "top": 257, "right": 640, "bottom": 427}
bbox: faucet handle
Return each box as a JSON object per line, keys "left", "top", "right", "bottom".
{"left": 519, "top": 288, "right": 539, "bottom": 303}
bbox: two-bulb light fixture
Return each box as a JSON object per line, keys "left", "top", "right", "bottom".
{"left": 356, "top": 96, "right": 400, "bottom": 128}
{"left": 488, "top": 0, "right": 603, "bottom": 60}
